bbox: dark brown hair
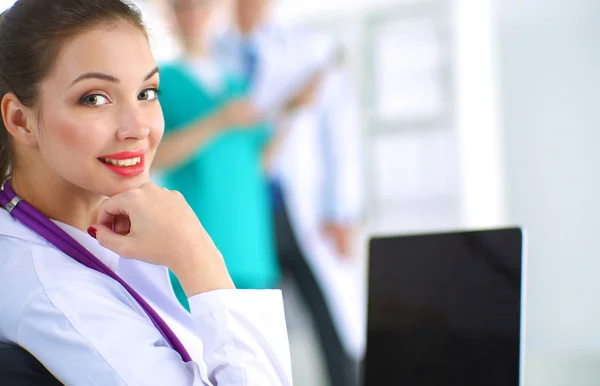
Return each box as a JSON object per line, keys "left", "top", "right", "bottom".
{"left": 0, "top": 0, "right": 147, "bottom": 183}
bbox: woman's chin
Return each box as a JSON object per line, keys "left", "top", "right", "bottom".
{"left": 104, "top": 175, "right": 151, "bottom": 197}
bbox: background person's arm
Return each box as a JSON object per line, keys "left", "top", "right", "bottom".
{"left": 153, "top": 99, "right": 260, "bottom": 171}
{"left": 318, "top": 68, "right": 364, "bottom": 259}
{"left": 261, "top": 71, "right": 324, "bottom": 173}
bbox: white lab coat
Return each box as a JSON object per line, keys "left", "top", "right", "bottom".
{"left": 215, "top": 25, "right": 367, "bottom": 360}
{"left": 0, "top": 209, "right": 292, "bottom": 385}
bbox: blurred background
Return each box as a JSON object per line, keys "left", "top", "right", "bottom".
{"left": 2, "top": 0, "right": 599, "bottom": 384}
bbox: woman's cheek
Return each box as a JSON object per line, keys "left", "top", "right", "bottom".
{"left": 53, "top": 124, "right": 85, "bottom": 147}
{"left": 151, "top": 112, "right": 165, "bottom": 143}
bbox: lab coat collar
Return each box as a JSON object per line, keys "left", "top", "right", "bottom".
{"left": 0, "top": 208, "right": 121, "bottom": 272}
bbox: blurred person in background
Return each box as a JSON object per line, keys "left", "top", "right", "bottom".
{"left": 214, "top": 1, "right": 366, "bottom": 385}
{"left": 153, "top": 0, "right": 282, "bottom": 309}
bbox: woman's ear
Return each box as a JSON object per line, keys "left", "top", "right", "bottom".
{"left": 1, "top": 92, "right": 38, "bottom": 147}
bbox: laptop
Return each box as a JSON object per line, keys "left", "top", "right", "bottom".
{"left": 364, "top": 228, "right": 526, "bottom": 386}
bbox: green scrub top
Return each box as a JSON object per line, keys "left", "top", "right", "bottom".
{"left": 157, "top": 61, "right": 279, "bottom": 310}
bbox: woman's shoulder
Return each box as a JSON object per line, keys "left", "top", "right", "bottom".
{"left": 0, "top": 231, "right": 100, "bottom": 286}
{"left": 0, "top": 235, "right": 134, "bottom": 341}
{"left": 0, "top": 233, "right": 49, "bottom": 294}
{"left": 0, "top": 236, "right": 167, "bottom": 385}
{"left": 0, "top": 235, "right": 55, "bottom": 339}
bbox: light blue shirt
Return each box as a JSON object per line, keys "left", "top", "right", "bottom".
{"left": 214, "top": 25, "right": 363, "bottom": 224}
{"left": 315, "top": 67, "right": 364, "bottom": 224}
{"left": 0, "top": 209, "right": 292, "bottom": 385}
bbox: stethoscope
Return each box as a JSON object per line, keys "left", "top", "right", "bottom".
{"left": 0, "top": 178, "right": 192, "bottom": 362}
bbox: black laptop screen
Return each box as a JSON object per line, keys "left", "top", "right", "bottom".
{"left": 365, "top": 228, "right": 523, "bottom": 386}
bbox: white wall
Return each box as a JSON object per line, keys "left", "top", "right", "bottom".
{"left": 0, "top": 0, "right": 14, "bottom": 11}
{"left": 276, "top": 0, "right": 422, "bottom": 22}
{"left": 453, "top": 0, "right": 506, "bottom": 228}
{"left": 495, "top": 0, "right": 600, "bottom": 384}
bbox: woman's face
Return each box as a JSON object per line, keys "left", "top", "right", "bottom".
{"left": 235, "top": 0, "right": 268, "bottom": 33}
{"left": 33, "top": 22, "right": 163, "bottom": 197}
{"left": 172, "top": 0, "right": 218, "bottom": 41}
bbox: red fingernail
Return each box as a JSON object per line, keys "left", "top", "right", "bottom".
{"left": 87, "top": 227, "right": 97, "bottom": 239}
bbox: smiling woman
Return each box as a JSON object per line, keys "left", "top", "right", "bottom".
{"left": 0, "top": 1, "right": 292, "bottom": 385}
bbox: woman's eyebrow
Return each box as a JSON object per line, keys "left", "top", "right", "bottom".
{"left": 145, "top": 66, "right": 160, "bottom": 81}
{"left": 70, "top": 72, "right": 119, "bottom": 87}
{"left": 70, "top": 66, "right": 160, "bottom": 87}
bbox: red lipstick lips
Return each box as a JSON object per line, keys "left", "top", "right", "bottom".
{"left": 98, "top": 150, "right": 146, "bottom": 177}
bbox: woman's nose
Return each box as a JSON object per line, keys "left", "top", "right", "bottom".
{"left": 116, "top": 107, "right": 151, "bottom": 141}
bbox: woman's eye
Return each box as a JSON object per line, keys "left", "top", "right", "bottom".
{"left": 79, "top": 94, "right": 109, "bottom": 106}
{"left": 139, "top": 88, "right": 159, "bottom": 101}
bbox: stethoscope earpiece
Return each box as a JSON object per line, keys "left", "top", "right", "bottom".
{"left": 0, "top": 178, "right": 21, "bottom": 213}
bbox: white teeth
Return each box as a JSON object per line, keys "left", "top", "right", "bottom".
{"left": 101, "top": 157, "right": 141, "bottom": 167}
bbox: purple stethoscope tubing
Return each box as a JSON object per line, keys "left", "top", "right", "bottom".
{"left": 0, "top": 179, "right": 192, "bottom": 362}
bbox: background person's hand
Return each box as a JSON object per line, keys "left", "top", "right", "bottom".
{"left": 321, "top": 221, "right": 355, "bottom": 260}
{"left": 218, "top": 98, "right": 261, "bottom": 128}
{"left": 284, "top": 71, "right": 323, "bottom": 113}
{"left": 89, "top": 182, "right": 234, "bottom": 295}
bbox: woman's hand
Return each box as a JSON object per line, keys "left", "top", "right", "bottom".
{"left": 89, "top": 183, "right": 235, "bottom": 295}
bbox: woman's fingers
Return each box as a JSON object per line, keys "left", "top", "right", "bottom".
{"left": 91, "top": 224, "right": 136, "bottom": 259}
{"left": 88, "top": 182, "right": 233, "bottom": 294}
{"left": 113, "top": 215, "right": 131, "bottom": 235}
{"left": 96, "top": 192, "right": 135, "bottom": 228}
